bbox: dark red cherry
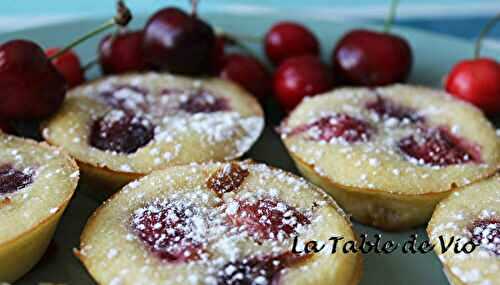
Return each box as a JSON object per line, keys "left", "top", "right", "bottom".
{"left": 366, "top": 96, "right": 422, "bottom": 122}
{"left": 45, "top": 48, "right": 85, "bottom": 88}
{"left": 332, "top": 29, "right": 412, "bottom": 86}
{"left": 217, "top": 252, "right": 309, "bottom": 285}
{"left": 445, "top": 58, "right": 500, "bottom": 114}
{"left": 265, "top": 21, "right": 319, "bottom": 65}
{"left": 226, "top": 198, "right": 310, "bottom": 241}
{"left": 289, "top": 113, "right": 374, "bottom": 143}
{"left": 398, "top": 127, "right": 481, "bottom": 166}
{"left": 131, "top": 200, "right": 205, "bottom": 262}
{"left": 0, "top": 121, "right": 15, "bottom": 134}
{"left": 274, "top": 55, "right": 334, "bottom": 111}
{"left": 0, "top": 40, "right": 66, "bottom": 119}
{"left": 143, "top": 7, "right": 215, "bottom": 75}
{"left": 99, "top": 30, "right": 147, "bottom": 75}
{"left": 90, "top": 110, "right": 155, "bottom": 154}
{"left": 468, "top": 219, "right": 500, "bottom": 256}
{"left": 211, "top": 35, "right": 227, "bottom": 73}
{"left": 219, "top": 54, "right": 271, "bottom": 98}
{"left": 0, "top": 164, "right": 33, "bottom": 195}
{"left": 99, "top": 85, "right": 148, "bottom": 113}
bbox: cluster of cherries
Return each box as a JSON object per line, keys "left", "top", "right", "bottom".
{"left": 0, "top": 1, "right": 499, "bottom": 136}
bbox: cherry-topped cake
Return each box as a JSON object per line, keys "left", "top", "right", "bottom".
{"left": 279, "top": 84, "right": 499, "bottom": 230}
{"left": 0, "top": 132, "right": 79, "bottom": 282}
{"left": 42, "top": 73, "right": 264, "bottom": 193}
{"left": 77, "top": 161, "right": 362, "bottom": 285}
{"left": 427, "top": 175, "right": 499, "bottom": 285}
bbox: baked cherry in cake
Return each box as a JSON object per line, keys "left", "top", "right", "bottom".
{"left": 0, "top": 133, "right": 79, "bottom": 282}
{"left": 42, "top": 73, "right": 264, "bottom": 193}
{"left": 279, "top": 84, "right": 499, "bottom": 230}
{"left": 77, "top": 161, "right": 362, "bottom": 285}
{"left": 427, "top": 175, "right": 500, "bottom": 285}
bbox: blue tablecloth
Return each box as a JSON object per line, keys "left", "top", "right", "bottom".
{"left": 0, "top": 1, "right": 499, "bottom": 47}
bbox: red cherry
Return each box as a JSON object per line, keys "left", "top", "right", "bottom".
{"left": 99, "top": 30, "right": 147, "bottom": 75}
{"left": 210, "top": 36, "right": 226, "bottom": 73}
{"left": 265, "top": 21, "right": 319, "bottom": 65}
{"left": 445, "top": 58, "right": 500, "bottom": 114}
{"left": 0, "top": 164, "right": 33, "bottom": 195}
{"left": 468, "top": 219, "right": 500, "bottom": 256}
{"left": 143, "top": 7, "right": 215, "bottom": 75}
{"left": 45, "top": 48, "right": 84, "bottom": 88}
{"left": 0, "top": 40, "right": 66, "bottom": 119}
{"left": 0, "top": 121, "right": 14, "bottom": 134}
{"left": 273, "top": 55, "right": 334, "bottom": 111}
{"left": 219, "top": 54, "right": 271, "bottom": 98}
{"left": 332, "top": 29, "right": 412, "bottom": 86}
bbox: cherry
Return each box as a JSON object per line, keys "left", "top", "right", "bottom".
{"left": 366, "top": 96, "right": 422, "bottom": 123}
{"left": 131, "top": 200, "right": 205, "bottom": 262}
{"left": 331, "top": 1, "right": 412, "bottom": 86}
{"left": 0, "top": 40, "right": 67, "bottom": 119}
{"left": 273, "top": 55, "right": 334, "bottom": 111}
{"left": 217, "top": 252, "right": 309, "bottom": 285}
{"left": 99, "top": 85, "right": 149, "bottom": 113}
{"left": 226, "top": 198, "right": 310, "bottom": 241}
{"left": 99, "top": 30, "right": 147, "bottom": 75}
{"left": 207, "top": 163, "right": 249, "bottom": 197}
{"left": 178, "top": 89, "right": 230, "bottom": 113}
{"left": 445, "top": 14, "right": 500, "bottom": 115}
{"left": 143, "top": 7, "right": 215, "bottom": 75}
{"left": 45, "top": 48, "right": 84, "bottom": 88}
{"left": 398, "top": 126, "right": 481, "bottom": 167}
{"left": 211, "top": 35, "right": 227, "bottom": 73}
{"left": 90, "top": 110, "right": 155, "bottom": 154}
{"left": 332, "top": 29, "right": 412, "bottom": 86}
{"left": 0, "top": 164, "right": 33, "bottom": 195}
{"left": 218, "top": 54, "right": 271, "bottom": 98}
{"left": 289, "top": 114, "right": 374, "bottom": 143}
{"left": 0, "top": 121, "right": 15, "bottom": 134}
{"left": 468, "top": 219, "right": 500, "bottom": 256}
{"left": 265, "top": 21, "right": 319, "bottom": 65}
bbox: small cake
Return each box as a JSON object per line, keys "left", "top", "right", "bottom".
{"left": 279, "top": 84, "right": 499, "bottom": 230}
{"left": 0, "top": 132, "right": 79, "bottom": 283}
{"left": 42, "top": 73, "right": 264, "bottom": 193}
{"left": 77, "top": 161, "right": 362, "bottom": 285}
{"left": 427, "top": 175, "right": 499, "bottom": 285}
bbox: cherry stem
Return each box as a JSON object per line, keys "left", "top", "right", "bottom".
{"left": 474, "top": 13, "right": 500, "bottom": 59}
{"left": 48, "top": 0, "right": 132, "bottom": 61}
{"left": 191, "top": 0, "right": 199, "bottom": 16}
{"left": 383, "top": 0, "right": 399, "bottom": 33}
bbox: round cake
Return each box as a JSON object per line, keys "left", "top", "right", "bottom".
{"left": 42, "top": 73, "right": 264, "bottom": 193}
{"left": 427, "top": 175, "right": 499, "bottom": 285}
{"left": 77, "top": 161, "right": 362, "bottom": 285}
{"left": 279, "top": 84, "right": 499, "bottom": 230}
{"left": 0, "top": 132, "right": 79, "bottom": 282}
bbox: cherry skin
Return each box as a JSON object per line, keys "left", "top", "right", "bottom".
{"left": 0, "top": 40, "right": 66, "bottom": 119}
{"left": 99, "top": 30, "right": 147, "bottom": 75}
{"left": 332, "top": 29, "right": 412, "bottom": 86}
{"left": 265, "top": 21, "right": 319, "bottom": 65}
{"left": 45, "top": 48, "right": 84, "bottom": 88}
{"left": 445, "top": 58, "right": 500, "bottom": 114}
{"left": 143, "top": 7, "right": 215, "bottom": 75}
{"left": 211, "top": 35, "right": 227, "bottom": 73}
{"left": 218, "top": 54, "right": 271, "bottom": 99}
{"left": 0, "top": 121, "right": 14, "bottom": 134}
{"left": 273, "top": 55, "right": 334, "bottom": 111}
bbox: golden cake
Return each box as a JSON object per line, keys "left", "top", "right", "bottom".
{"left": 0, "top": 133, "right": 79, "bottom": 282}
{"left": 279, "top": 84, "right": 499, "bottom": 230}
{"left": 77, "top": 161, "right": 362, "bottom": 285}
{"left": 427, "top": 175, "right": 499, "bottom": 285}
{"left": 42, "top": 73, "right": 264, "bottom": 193}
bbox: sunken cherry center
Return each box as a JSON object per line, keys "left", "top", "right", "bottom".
{"left": 398, "top": 126, "right": 481, "bottom": 167}
{"left": 131, "top": 200, "right": 205, "bottom": 262}
{"left": 0, "top": 164, "right": 33, "bottom": 195}
{"left": 89, "top": 110, "right": 155, "bottom": 154}
{"left": 176, "top": 89, "right": 230, "bottom": 113}
{"left": 365, "top": 96, "right": 422, "bottom": 123}
{"left": 99, "top": 85, "right": 149, "bottom": 113}
{"left": 469, "top": 219, "right": 500, "bottom": 256}
{"left": 217, "top": 252, "right": 309, "bottom": 285}
{"left": 290, "top": 113, "right": 374, "bottom": 143}
{"left": 226, "top": 198, "right": 310, "bottom": 242}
